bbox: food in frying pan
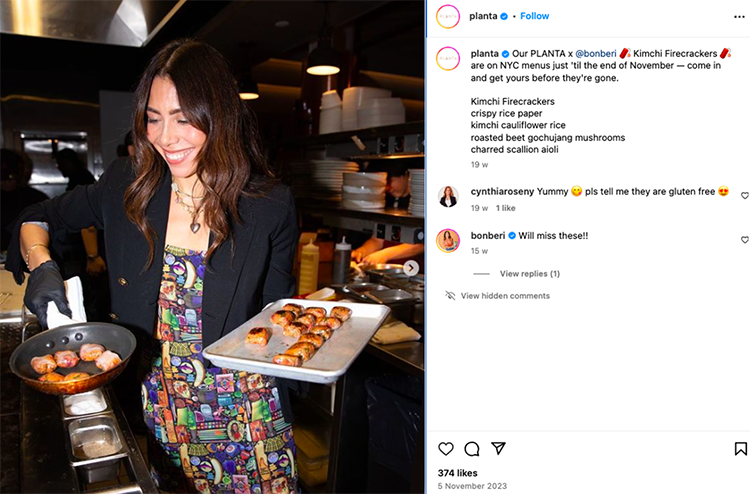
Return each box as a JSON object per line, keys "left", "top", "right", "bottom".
{"left": 270, "top": 310, "right": 296, "bottom": 327}
{"left": 64, "top": 372, "right": 91, "bottom": 381}
{"left": 95, "top": 351, "right": 122, "bottom": 372}
{"left": 281, "top": 303, "right": 304, "bottom": 317}
{"left": 295, "top": 314, "right": 318, "bottom": 330}
{"left": 284, "top": 342, "right": 315, "bottom": 362}
{"left": 79, "top": 343, "right": 105, "bottom": 361}
{"left": 298, "top": 333, "right": 324, "bottom": 349}
{"left": 245, "top": 327, "right": 270, "bottom": 346}
{"left": 304, "top": 307, "right": 327, "bottom": 319}
{"left": 330, "top": 306, "right": 352, "bottom": 322}
{"left": 310, "top": 325, "right": 332, "bottom": 340}
{"left": 283, "top": 322, "right": 308, "bottom": 338}
{"left": 320, "top": 317, "right": 342, "bottom": 330}
{"left": 54, "top": 350, "right": 80, "bottom": 368}
{"left": 31, "top": 355, "right": 57, "bottom": 374}
{"left": 272, "top": 354, "right": 301, "bottom": 367}
{"left": 39, "top": 372, "right": 65, "bottom": 382}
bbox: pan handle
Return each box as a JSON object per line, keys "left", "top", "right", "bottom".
{"left": 21, "top": 321, "right": 36, "bottom": 343}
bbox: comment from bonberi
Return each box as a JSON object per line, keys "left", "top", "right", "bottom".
{"left": 426, "top": 1, "right": 750, "bottom": 492}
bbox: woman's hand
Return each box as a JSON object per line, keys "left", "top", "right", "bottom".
{"left": 86, "top": 256, "right": 107, "bottom": 276}
{"left": 24, "top": 260, "right": 72, "bottom": 329}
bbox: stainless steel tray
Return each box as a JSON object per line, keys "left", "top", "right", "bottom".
{"left": 203, "top": 299, "right": 391, "bottom": 384}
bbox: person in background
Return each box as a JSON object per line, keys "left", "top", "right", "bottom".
{"left": 352, "top": 162, "right": 424, "bottom": 267}
{"left": 440, "top": 186, "right": 457, "bottom": 207}
{"left": 55, "top": 148, "right": 96, "bottom": 191}
{"left": 1, "top": 149, "right": 48, "bottom": 251}
{"left": 385, "top": 162, "right": 412, "bottom": 209}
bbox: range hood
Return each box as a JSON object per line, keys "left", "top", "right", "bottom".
{"left": 0, "top": 0, "right": 185, "bottom": 47}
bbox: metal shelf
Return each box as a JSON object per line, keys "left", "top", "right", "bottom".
{"left": 298, "top": 200, "right": 424, "bottom": 229}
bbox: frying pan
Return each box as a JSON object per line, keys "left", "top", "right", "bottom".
{"left": 9, "top": 322, "right": 137, "bottom": 396}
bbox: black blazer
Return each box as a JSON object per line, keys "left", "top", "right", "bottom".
{"left": 440, "top": 196, "right": 456, "bottom": 207}
{"left": 7, "top": 159, "right": 299, "bottom": 349}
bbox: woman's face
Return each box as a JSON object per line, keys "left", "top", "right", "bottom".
{"left": 445, "top": 187, "right": 452, "bottom": 196}
{"left": 146, "top": 76, "right": 207, "bottom": 179}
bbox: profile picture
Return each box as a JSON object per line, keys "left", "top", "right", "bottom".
{"left": 439, "top": 186, "right": 458, "bottom": 207}
{"left": 437, "top": 229, "right": 459, "bottom": 253}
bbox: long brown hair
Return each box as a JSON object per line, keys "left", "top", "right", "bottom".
{"left": 124, "top": 39, "right": 272, "bottom": 266}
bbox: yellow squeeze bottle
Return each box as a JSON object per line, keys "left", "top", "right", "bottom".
{"left": 298, "top": 240, "right": 320, "bottom": 295}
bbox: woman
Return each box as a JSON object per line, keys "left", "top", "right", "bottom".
{"left": 440, "top": 186, "right": 457, "bottom": 207}
{"left": 442, "top": 231, "right": 456, "bottom": 251}
{"left": 7, "top": 39, "right": 299, "bottom": 494}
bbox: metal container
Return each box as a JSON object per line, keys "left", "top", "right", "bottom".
{"left": 62, "top": 389, "right": 109, "bottom": 418}
{"left": 67, "top": 414, "right": 127, "bottom": 483}
{"left": 69, "top": 415, "right": 124, "bottom": 460}
{"left": 364, "top": 264, "right": 404, "bottom": 283}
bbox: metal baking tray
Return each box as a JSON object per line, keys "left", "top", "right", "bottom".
{"left": 203, "top": 299, "right": 391, "bottom": 384}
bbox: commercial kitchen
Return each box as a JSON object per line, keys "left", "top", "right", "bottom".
{"left": 0, "top": 2, "right": 424, "bottom": 493}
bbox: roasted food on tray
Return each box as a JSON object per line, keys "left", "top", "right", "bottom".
{"left": 270, "top": 310, "right": 296, "bottom": 327}
{"left": 304, "top": 307, "right": 327, "bottom": 319}
{"left": 272, "top": 354, "right": 301, "bottom": 367}
{"left": 284, "top": 342, "right": 316, "bottom": 362}
{"left": 295, "top": 314, "right": 318, "bottom": 330}
{"left": 245, "top": 327, "right": 270, "bottom": 346}
{"left": 31, "top": 355, "right": 57, "bottom": 374}
{"left": 320, "top": 317, "right": 342, "bottom": 330}
{"left": 310, "top": 325, "right": 332, "bottom": 340}
{"left": 281, "top": 303, "right": 304, "bottom": 317}
{"left": 330, "top": 306, "right": 352, "bottom": 322}
{"left": 80, "top": 343, "right": 105, "bottom": 361}
{"left": 283, "top": 322, "right": 309, "bottom": 338}
{"left": 298, "top": 333, "right": 324, "bottom": 349}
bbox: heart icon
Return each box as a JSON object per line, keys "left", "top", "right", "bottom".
{"left": 438, "top": 442, "right": 454, "bottom": 456}
{"left": 742, "top": 236, "right": 749, "bottom": 244}
{"left": 742, "top": 192, "right": 749, "bottom": 200}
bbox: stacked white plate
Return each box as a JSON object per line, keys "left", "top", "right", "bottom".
{"left": 342, "top": 172, "right": 388, "bottom": 210}
{"left": 408, "top": 169, "right": 425, "bottom": 216}
{"left": 290, "top": 161, "right": 314, "bottom": 199}
{"left": 320, "top": 90, "right": 342, "bottom": 135}
{"left": 342, "top": 87, "right": 392, "bottom": 131}
{"left": 310, "top": 160, "right": 360, "bottom": 201}
{"left": 358, "top": 98, "right": 405, "bottom": 129}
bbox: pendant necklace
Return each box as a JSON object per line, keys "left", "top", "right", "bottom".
{"left": 171, "top": 181, "right": 204, "bottom": 233}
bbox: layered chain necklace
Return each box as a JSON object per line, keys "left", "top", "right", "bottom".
{"left": 171, "top": 181, "right": 204, "bottom": 234}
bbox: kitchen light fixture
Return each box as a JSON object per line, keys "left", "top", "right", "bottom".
{"left": 306, "top": 2, "right": 340, "bottom": 76}
{"left": 238, "top": 79, "right": 260, "bottom": 100}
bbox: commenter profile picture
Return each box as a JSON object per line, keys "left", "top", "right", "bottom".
{"left": 436, "top": 5, "right": 460, "bottom": 29}
{"left": 436, "top": 47, "right": 460, "bottom": 71}
{"left": 437, "top": 229, "right": 460, "bottom": 253}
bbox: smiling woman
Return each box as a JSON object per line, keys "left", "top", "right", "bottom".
{"left": 8, "top": 38, "right": 300, "bottom": 494}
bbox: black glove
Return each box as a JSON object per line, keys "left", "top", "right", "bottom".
{"left": 24, "top": 260, "right": 72, "bottom": 329}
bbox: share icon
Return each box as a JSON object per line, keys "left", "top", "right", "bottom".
{"left": 491, "top": 442, "right": 506, "bottom": 455}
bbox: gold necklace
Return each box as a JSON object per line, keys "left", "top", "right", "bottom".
{"left": 171, "top": 181, "right": 203, "bottom": 234}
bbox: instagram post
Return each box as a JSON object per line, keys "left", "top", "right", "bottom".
{"left": 1, "top": 1, "right": 749, "bottom": 493}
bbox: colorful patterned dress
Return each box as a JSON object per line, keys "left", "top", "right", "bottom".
{"left": 142, "top": 245, "right": 298, "bottom": 494}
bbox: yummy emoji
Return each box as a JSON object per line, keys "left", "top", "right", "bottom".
{"left": 718, "top": 186, "right": 728, "bottom": 196}
{"left": 571, "top": 186, "right": 582, "bottom": 197}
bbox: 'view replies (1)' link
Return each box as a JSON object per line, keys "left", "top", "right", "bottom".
{"left": 426, "top": 1, "right": 750, "bottom": 493}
